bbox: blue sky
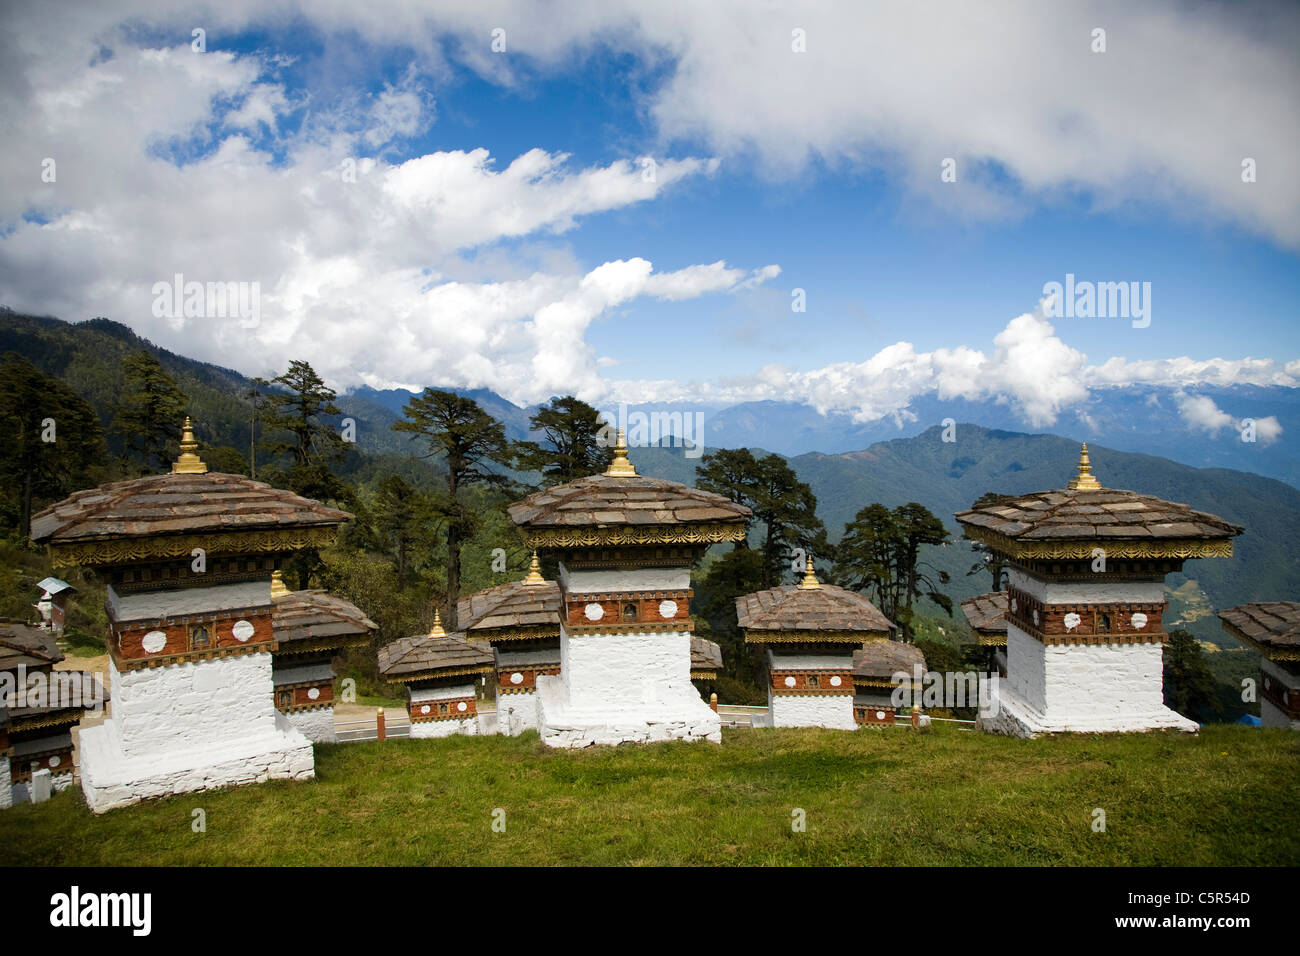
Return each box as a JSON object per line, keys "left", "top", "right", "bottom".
{"left": 1, "top": 1, "right": 1297, "bottom": 430}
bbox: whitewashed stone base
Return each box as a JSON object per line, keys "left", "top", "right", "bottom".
{"left": 978, "top": 682, "right": 1198, "bottom": 737}
{"left": 286, "top": 706, "right": 337, "bottom": 744}
{"left": 985, "top": 621, "right": 1196, "bottom": 736}
{"left": 534, "top": 673, "right": 721, "bottom": 747}
{"left": 768, "top": 691, "right": 857, "bottom": 730}
{"left": 0, "top": 756, "right": 9, "bottom": 810}
{"left": 77, "top": 711, "right": 314, "bottom": 813}
{"left": 1261, "top": 698, "right": 1300, "bottom": 730}
{"left": 496, "top": 691, "right": 540, "bottom": 736}
{"left": 11, "top": 772, "right": 75, "bottom": 806}
{"left": 410, "top": 716, "right": 478, "bottom": 738}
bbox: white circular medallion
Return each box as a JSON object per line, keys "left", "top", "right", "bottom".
{"left": 307, "top": 687, "right": 320, "bottom": 700}
{"left": 658, "top": 599, "right": 678, "bottom": 619}
{"left": 1032, "top": 609, "right": 1039, "bottom": 625}
{"left": 457, "top": 701, "right": 467, "bottom": 712}
{"left": 232, "top": 619, "right": 255, "bottom": 642}
{"left": 421, "top": 704, "right": 431, "bottom": 714}
{"left": 1010, "top": 597, "right": 1017, "bottom": 612}
{"left": 1064, "top": 612, "right": 1081, "bottom": 632}
{"left": 510, "top": 672, "right": 524, "bottom": 685}
{"left": 830, "top": 675, "right": 842, "bottom": 687}
{"left": 49, "top": 755, "right": 61, "bottom": 767}
{"left": 142, "top": 630, "right": 167, "bottom": 654}
{"left": 876, "top": 711, "right": 885, "bottom": 720}
{"left": 584, "top": 602, "right": 605, "bottom": 621}
{"left": 784, "top": 676, "right": 796, "bottom": 688}
{"left": 1131, "top": 612, "right": 1148, "bottom": 629}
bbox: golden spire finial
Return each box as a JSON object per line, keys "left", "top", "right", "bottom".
{"left": 270, "top": 569, "right": 290, "bottom": 598}
{"left": 604, "top": 427, "right": 638, "bottom": 477}
{"left": 523, "top": 550, "right": 546, "bottom": 586}
{"left": 171, "top": 416, "right": 208, "bottom": 474}
{"left": 429, "top": 609, "right": 446, "bottom": 638}
{"left": 1067, "top": 442, "right": 1102, "bottom": 490}
{"left": 797, "top": 553, "right": 822, "bottom": 590}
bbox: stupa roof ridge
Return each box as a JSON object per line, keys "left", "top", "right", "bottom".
{"left": 1219, "top": 601, "right": 1300, "bottom": 657}
{"left": 377, "top": 625, "right": 495, "bottom": 678}
{"left": 735, "top": 580, "right": 894, "bottom": 636}
{"left": 954, "top": 447, "right": 1242, "bottom": 559}
{"left": 456, "top": 577, "right": 562, "bottom": 635}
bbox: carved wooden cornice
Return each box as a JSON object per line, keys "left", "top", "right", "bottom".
{"left": 962, "top": 525, "right": 1234, "bottom": 561}
{"left": 272, "top": 635, "right": 369, "bottom": 656}
{"left": 465, "top": 625, "right": 559, "bottom": 643}
{"left": 6, "top": 710, "right": 84, "bottom": 732}
{"left": 745, "top": 629, "right": 889, "bottom": 644}
{"left": 385, "top": 664, "right": 493, "bottom": 685}
{"left": 521, "top": 522, "right": 747, "bottom": 550}
{"left": 48, "top": 526, "right": 341, "bottom": 568}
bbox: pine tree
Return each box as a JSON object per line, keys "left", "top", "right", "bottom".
{"left": 696, "top": 448, "right": 826, "bottom": 586}
{"left": 513, "top": 395, "right": 613, "bottom": 485}
{"left": 110, "top": 350, "right": 187, "bottom": 472}
{"left": 261, "top": 360, "right": 343, "bottom": 469}
{"left": 834, "top": 501, "right": 952, "bottom": 642}
{"left": 393, "top": 389, "right": 512, "bottom": 628}
{"left": 260, "top": 360, "right": 351, "bottom": 504}
{"left": 0, "top": 353, "right": 107, "bottom": 536}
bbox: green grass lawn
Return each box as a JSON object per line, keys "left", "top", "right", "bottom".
{"left": 4, "top": 723, "right": 1297, "bottom": 866}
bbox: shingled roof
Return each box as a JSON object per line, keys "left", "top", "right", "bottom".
{"left": 736, "top": 580, "right": 893, "bottom": 640}
{"left": 954, "top": 447, "right": 1241, "bottom": 559}
{"left": 378, "top": 620, "right": 496, "bottom": 681}
{"left": 690, "top": 636, "right": 723, "bottom": 676}
{"left": 961, "top": 591, "right": 1008, "bottom": 641}
{"left": 853, "top": 641, "right": 926, "bottom": 681}
{"left": 1219, "top": 602, "right": 1300, "bottom": 659}
{"left": 31, "top": 472, "right": 351, "bottom": 550}
{"left": 457, "top": 579, "right": 562, "bottom": 636}
{"left": 509, "top": 474, "right": 750, "bottom": 529}
{"left": 273, "top": 590, "right": 376, "bottom": 647}
{"left": 0, "top": 621, "right": 62, "bottom": 671}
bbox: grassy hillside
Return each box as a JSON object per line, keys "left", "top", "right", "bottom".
{"left": 3, "top": 724, "right": 1295, "bottom": 866}
{"left": 0, "top": 310, "right": 414, "bottom": 460}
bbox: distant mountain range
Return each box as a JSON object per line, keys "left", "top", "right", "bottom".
{"left": 350, "top": 382, "right": 1300, "bottom": 489}
{"left": 5, "top": 312, "right": 1298, "bottom": 636}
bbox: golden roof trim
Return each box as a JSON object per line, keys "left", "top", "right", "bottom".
{"left": 744, "top": 629, "right": 891, "bottom": 644}
{"left": 464, "top": 624, "right": 560, "bottom": 643}
{"left": 385, "top": 664, "right": 494, "bottom": 684}
{"left": 272, "top": 635, "right": 370, "bottom": 655}
{"left": 521, "top": 521, "right": 747, "bottom": 550}
{"left": 6, "top": 711, "right": 86, "bottom": 732}
{"left": 47, "top": 526, "right": 342, "bottom": 568}
{"left": 961, "top": 525, "right": 1235, "bottom": 560}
